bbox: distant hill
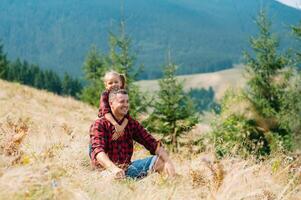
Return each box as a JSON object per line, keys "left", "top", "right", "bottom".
{"left": 0, "top": 0, "right": 301, "bottom": 79}
{"left": 137, "top": 66, "right": 246, "bottom": 100}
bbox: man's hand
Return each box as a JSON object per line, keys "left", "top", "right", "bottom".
{"left": 110, "top": 166, "right": 125, "bottom": 179}
{"left": 164, "top": 160, "right": 176, "bottom": 177}
{"left": 155, "top": 147, "right": 176, "bottom": 178}
{"left": 96, "top": 152, "right": 125, "bottom": 179}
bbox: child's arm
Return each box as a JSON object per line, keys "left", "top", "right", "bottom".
{"left": 111, "top": 118, "right": 128, "bottom": 140}
{"left": 99, "top": 91, "right": 111, "bottom": 117}
{"left": 119, "top": 118, "right": 128, "bottom": 132}
{"left": 104, "top": 114, "right": 128, "bottom": 140}
{"left": 104, "top": 113, "right": 127, "bottom": 131}
{"left": 104, "top": 113, "right": 119, "bottom": 127}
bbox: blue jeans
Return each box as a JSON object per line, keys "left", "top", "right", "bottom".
{"left": 89, "top": 144, "right": 157, "bottom": 179}
{"left": 125, "top": 156, "right": 157, "bottom": 179}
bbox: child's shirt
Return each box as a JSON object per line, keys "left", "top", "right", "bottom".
{"left": 98, "top": 90, "right": 110, "bottom": 118}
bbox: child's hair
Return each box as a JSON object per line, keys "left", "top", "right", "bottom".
{"left": 103, "top": 70, "right": 126, "bottom": 89}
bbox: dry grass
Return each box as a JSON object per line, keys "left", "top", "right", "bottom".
{"left": 1, "top": 79, "right": 301, "bottom": 200}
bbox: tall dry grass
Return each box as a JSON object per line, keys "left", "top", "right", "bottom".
{"left": 0, "top": 79, "right": 300, "bottom": 200}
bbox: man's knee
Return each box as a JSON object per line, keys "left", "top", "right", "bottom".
{"left": 152, "top": 156, "right": 165, "bottom": 172}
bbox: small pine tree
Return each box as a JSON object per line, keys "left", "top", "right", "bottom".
{"left": 108, "top": 32, "right": 135, "bottom": 83}
{"left": 244, "top": 10, "right": 290, "bottom": 118}
{"left": 7, "top": 59, "right": 22, "bottom": 82}
{"left": 43, "top": 70, "right": 62, "bottom": 94}
{"left": 0, "top": 42, "right": 9, "bottom": 79}
{"left": 107, "top": 31, "right": 148, "bottom": 118}
{"left": 62, "top": 73, "right": 82, "bottom": 98}
{"left": 80, "top": 21, "right": 148, "bottom": 118}
{"left": 188, "top": 87, "right": 220, "bottom": 114}
{"left": 80, "top": 46, "right": 107, "bottom": 106}
{"left": 145, "top": 62, "right": 198, "bottom": 152}
{"left": 211, "top": 11, "right": 301, "bottom": 158}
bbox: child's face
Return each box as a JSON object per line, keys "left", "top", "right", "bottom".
{"left": 105, "top": 74, "right": 123, "bottom": 90}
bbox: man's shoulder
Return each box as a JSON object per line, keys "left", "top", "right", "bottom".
{"left": 93, "top": 117, "right": 110, "bottom": 126}
{"left": 90, "top": 117, "right": 111, "bottom": 134}
{"left": 127, "top": 115, "right": 136, "bottom": 123}
{"left": 127, "top": 116, "right": 143, "bottom": 128}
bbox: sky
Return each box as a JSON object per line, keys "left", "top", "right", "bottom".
{"left": 276, "top": 0, "right": 301, "bottom": 9}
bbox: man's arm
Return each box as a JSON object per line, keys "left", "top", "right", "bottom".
{"left": 132, "top": 119, "right": 159, "bottom": 155}
{"left": 104, "top": 113, "right": 127, "bottom": 133}
{"left": 155, "top": 146, "right": 176, "bottom": 177}
{"left": 90, "top": 120, "right": 125, "bottom": 179}
{"left": 131, "top": 119, "right": 176, "bottom": 177}
{"left": 96, "top": 152, "right": 125, "bottom": 179}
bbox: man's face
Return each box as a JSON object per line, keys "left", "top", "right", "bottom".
{"left": 110, "top": 93, "right": 129, "bottom": 117}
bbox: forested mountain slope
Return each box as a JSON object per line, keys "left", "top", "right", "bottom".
{"left": 0, "top": 0, "right": 300, "bottom": 79}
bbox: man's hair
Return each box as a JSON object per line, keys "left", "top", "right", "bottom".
{"left": 108, "top": 88, "right": 128, "bottom": 103}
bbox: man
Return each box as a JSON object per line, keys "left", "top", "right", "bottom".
{"left": 89, "top": 89, "right": 175, "bottom": 179}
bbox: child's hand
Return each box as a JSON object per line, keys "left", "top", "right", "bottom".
{"left": 112, "top": 132, "right": 122, "bottom": 140}
{"left": 115, "top": 124, "right": 125, "bottom": 133}
{"left": 112, "top": 125, "right": 124, "bottom": 140}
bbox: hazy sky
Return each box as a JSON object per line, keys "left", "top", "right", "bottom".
{"left": 276, "top": 0, "right": 301, "bottom": 9}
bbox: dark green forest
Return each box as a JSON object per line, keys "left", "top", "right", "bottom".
{"left": 0, "top": 43, "right": 82, "bottom": 98}
{"left": 0, "top": 0, "right": 301, "bottom": 79}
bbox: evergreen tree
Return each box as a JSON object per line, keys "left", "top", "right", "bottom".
{"left": 212, "top": 10, "right": 301, "bottom": 155}
{"left": 7, "top": 59, "right": 22, "bottom": 82}
{"left": 62, "top": 72, "right": 83, "bottom": 98}
{"left": 144, "top": 62, "right": 198, "bottom": 152}
{"left": 80, "top": 22, "right": 148, "bottom": 118}
{"left": 108, "top": 32, "right": 135, "bottom": 83}
{"left": 283, "top": 21, "right": 301, "bottom": 141}
{"left": 44, "top": 70, "right": 62, "bottom": 94}
{"left": 292, "top": 22, "right": 301, "bottom": 63}
{"left": 188, "top": 87, "right": 220, "bottom": 114}
{"left": 34, "top": 70, "right": 45, "bottom": 89}
{"left": 0, "top": 42, "right": 9, "bottom": 79}
{"left": 244, "top": 10, "right": 290, "bottom": 118}
{"left": 82, "top": 46, "right": 106, "bottom": 82}
{"left": 26, "top": 64, "right": 40, "bottom": 86}
{"left": 243, "top": 10, "right": 297, "bottom": 151}
{"left": 107, "top": 30, "right": 148, "bottom": 118}
{"left": 80, "top": 46, "right": 106, "bottom": 106}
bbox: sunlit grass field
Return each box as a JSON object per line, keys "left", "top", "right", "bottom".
{"left": 0, "top": 78, "right": 300, "bottom": 200}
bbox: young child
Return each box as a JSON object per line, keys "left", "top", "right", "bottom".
{"left": 98, "top": 71, "right": 128, "bottom": 140}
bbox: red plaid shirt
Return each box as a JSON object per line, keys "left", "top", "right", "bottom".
{"left": 98, "top": 90, "right": 110, "bottom": 118}
{"left": 89, "top": 116, "right": 159, "bottom": 169}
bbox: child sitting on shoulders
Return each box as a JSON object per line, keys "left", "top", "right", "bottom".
{"left": 98, "top": 70, "right": 128, "bottom": 140}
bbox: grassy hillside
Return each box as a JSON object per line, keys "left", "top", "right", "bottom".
{"left": 1, "top": 0, "right": 301, "bottom": 79}
{"left": 1, "top": 79, "right": 301, "bottom": 199}
{"left": 137, "top": 67, "right": 246, "bottom": 100}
